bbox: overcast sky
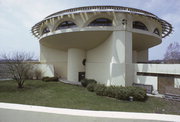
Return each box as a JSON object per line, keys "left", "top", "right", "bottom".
{"left": 0, "top": 0, "right": 180, "bottom": 60}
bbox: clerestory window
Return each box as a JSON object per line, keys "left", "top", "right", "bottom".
{"left": 153, "top": 28, "right": 160, "bottom": 36}
{"left": 56, "top": 21, "right": 77, "bottom": 30}
{"left": 88, "top": 18, "right": 112, "bottom": 26}
{"left": 42, "top": 27, "right": 50, "bottom": 34}
{"left": 133, "top": 21, "right": 148, "bottom": 31}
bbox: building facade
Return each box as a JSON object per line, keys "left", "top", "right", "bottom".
{"left": 32, "top": 6, "right": 180, "bottom": 93}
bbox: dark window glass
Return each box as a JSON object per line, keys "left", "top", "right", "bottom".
{"left": 153, "top": 28, "right": 160, "bottom": 36}
{"left": 56, "top": 21, "right": 77, "bottom": 30}
{"left": 88, "top": 18, "right": 112, "bottom": 26}
{"left": 133, "top": 21, "right": 148, "bottom": 31}
{"left": 42, "top": 27, "right": 50, "bottom": 34}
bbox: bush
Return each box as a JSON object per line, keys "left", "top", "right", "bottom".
{"left": 94, "top": 84, "right": 107, "bottom": 96}
{"left": 87, "top": 82, "right": 97, "bottom": 92}
{"left": 42, "top": 76, "right": 49, "bottom": 81}
{"left": 81, "top": 79, "right": 97, "bottom": 87}
{"left": 128, "top": 86, "right": 147, "bottom": 101}
{"left": 115, "top": 86, "right": 129, "bottom": 100}
{"left": 92, "top": 84, "right": 147, "bottom": 101}
{"left": 34, "top": 69, "right": 43, "bottom": 80}
{"left": 104, "top": 86, "right": 118, "bottom": 98}
{"left": 115, "top": 86, "right": 147, "bottom": 101}
{"left": 42, "top": 76, "right": 59, "bottom": 82}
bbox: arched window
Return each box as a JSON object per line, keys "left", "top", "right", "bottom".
{"left": 56, "top": 21, "right": 77, "bottom": 30}
{"left": 153, "top": 28, "right": 160, "bottom": 36}
{"left": 88, "top": 18, "right": 112, "bottom": 26}
{"left": 42, "top": 27, "right": 50, "bottom": 34}
{"left": 133, "top": 21, "right": 148, "bottom": 31}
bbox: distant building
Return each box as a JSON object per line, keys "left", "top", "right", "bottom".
{"left": 32, "top": 6, "right": 180, "bottom": 94}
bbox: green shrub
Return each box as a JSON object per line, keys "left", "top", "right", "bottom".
{"left": 42, "top": 76, "right": 49, "bottom": 81}
{"left": 81, "top": 79, "right": 97, "bottom": 87}
{"left": 94, "top": 84, "right": 107, "bottom": 96}
{"left": 115, "top": 86, "right": 147, "bottom": 101}
{"left": 42, "top": 76, "right": 59, "bottom": 82}
{"left": 127, "top": 86, "right": 147, "bottom": 101}
{"left": 49, "top": 77, "right": 59, "bottom": 81}
{"left": 92, "top": 84, "right": 147, "bottom": 101}
{"left": 87, "top": 82, "right": 97, "bottom": 92}
{"left": 115, "top": 86, "right": 129, "bottom": 100}
{"left": 104, "top": 86, "right": 118, "bottom": 98}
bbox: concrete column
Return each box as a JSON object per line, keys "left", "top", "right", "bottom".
{"left": 132, "top": 50, "right": 137, "bottom": 63}
{"left": 67, "top": 48, "right": 85, "bottom": 82}
{"left": 110, "top": 31, "right": 134, "bottom": 86}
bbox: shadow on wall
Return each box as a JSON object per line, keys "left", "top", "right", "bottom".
{"left": 110, "top": 32, "right": 125, "bottom": 86}
{"left": 135, "top": 64, "right": 156, "bottom": 90}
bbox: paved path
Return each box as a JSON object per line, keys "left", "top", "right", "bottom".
{"left": 0, "top": 78, "right": 12, "bottom": 81}
{"left": 59, "top": 78, "right": 81, "bottom": 86}
{"left": 147, "top": 93, "right": 164, "bottom": 98}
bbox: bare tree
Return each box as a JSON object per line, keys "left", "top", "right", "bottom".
{"left": 0, "top": 52, "right": 35, "bottom": 88}
{"left": 34, "top": 68, "right": 44, "bottom": 80}
{"left": 164, "top": 42, "right": 180, "bottom": 63}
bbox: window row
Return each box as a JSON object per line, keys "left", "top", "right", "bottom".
{"left": 42, "top": 18, "right": 160, "bottom": 36}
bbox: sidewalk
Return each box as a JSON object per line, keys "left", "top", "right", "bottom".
{"left": 59, "top": 78, "right": 81, "bottom": 86}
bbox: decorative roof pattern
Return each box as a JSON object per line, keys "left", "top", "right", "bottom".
{"left": 31, "top": 6, "right": 173, "bottom": 38}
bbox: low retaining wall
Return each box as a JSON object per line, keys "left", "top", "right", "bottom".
{"left": 135, "top": 64, "right": 180, "bottom": 92}
{"left": 0, "top": 103, "right": 179, "bottom": 122}
{"left": 135, "top": 64, "right": 180, "bottom": 75}
{"left": 0, "top": 63, "right": 54, "bottom": 79}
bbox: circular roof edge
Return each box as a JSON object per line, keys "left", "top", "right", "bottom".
{"left": 31, "top": 5, "right": 173, "bottom": 38}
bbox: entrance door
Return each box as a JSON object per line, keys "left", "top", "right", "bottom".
{"left": 79, "top": 72, "right": 85, "bottom": 82}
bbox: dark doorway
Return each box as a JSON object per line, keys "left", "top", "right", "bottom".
{"left": 79, "top": 72, "right": 85, "bottom": 82}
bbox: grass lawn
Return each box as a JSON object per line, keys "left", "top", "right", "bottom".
{"left": 0, "top": 80, "right": 179, "bottom": 115}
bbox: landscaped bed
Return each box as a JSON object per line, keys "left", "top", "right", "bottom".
{"left": 0, "top": 80, "right": 179, "bottom": 115}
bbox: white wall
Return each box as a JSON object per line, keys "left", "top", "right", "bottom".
{"left": 111, "top": 31, "right": 133, "bottom": 86}
{"left": 0, "top": 63, "right": 54, "bottom": 79}
{"left": 86, "top": 63, "right": 111, "bottom": 85}
{"left": 86, "top": 30, "right": 134, "bottom": 86}
{"left": 40, "top": 45, "right": 67, "bottom": 78}
{"left": 135, "top": 64, "right": 180, "bottom": 75}
{"left": 174, "top": 78, "right": 180, "bottom": 88}
{"left": 135, "top": 64, "right": 180, "bottom": 90}
{"left": 67, "top": 48, "right": 85, "bottom": 82}
{"left": 86, "top": 32, "right": 113, "bottom": 85}
{"left": 35, "top": 64, "right": 54, "bottom": 77}
{"left": 136, "top": 49, "right": 148, "bottom": 62}
{"left": 132, "top": 50, "right": 137, "bottom": 63}
{"left": 0, "top": 103, "right": 179, "bottom": 122}
{"left": 135, "top": 76, "right": 158, "bottom": 91}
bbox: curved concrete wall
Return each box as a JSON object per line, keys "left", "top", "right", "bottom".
{"left": 86, "top": 30, "right": 134, "bottom": 86}
{"left": 0, "top": 103, "right": 179, "bottom": 122}
{"left": 40, "top": 44, "right": 67, "bottom": 78}
{"left": 86, "top": 32, "right": 113, "bottom": 85}
{"left": 38, "top": 11, "right": 163, "bottom": 85}
{"left": 67, "top": 48, "right": 85, "bottom": 82}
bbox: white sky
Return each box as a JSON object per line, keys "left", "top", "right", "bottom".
{"left": 0, "top": 0, "right": 180, "bottom": 60}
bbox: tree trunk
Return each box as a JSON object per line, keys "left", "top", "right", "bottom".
{"left": 18, "top": 82, "right": 24, "bottom": 88}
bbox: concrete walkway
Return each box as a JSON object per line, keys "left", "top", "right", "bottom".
{"left": 0, "top": 78, "right": 12, "bottom": 81}
{"left": 147, "top": 94, "right": 164, "bottom": 98}
{"left": 59, "top": 78, "right": 81, "bottom": 86}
